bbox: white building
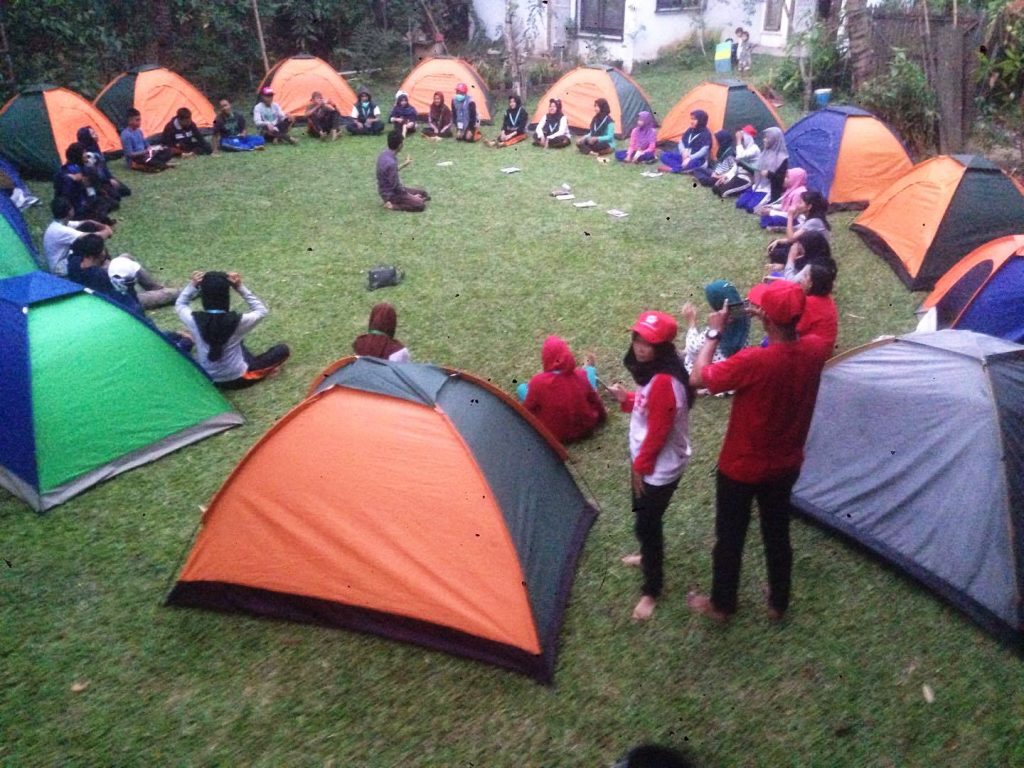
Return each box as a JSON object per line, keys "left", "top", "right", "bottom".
{"left": 472, "top": 0, "right": 818, "bottom": 72}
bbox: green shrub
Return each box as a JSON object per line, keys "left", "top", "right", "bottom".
{"left": 857, "top": 49, "right": 937, "bottom": 154}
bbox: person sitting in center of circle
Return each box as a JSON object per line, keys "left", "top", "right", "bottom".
{"left": 577, "top": 98, "right": 616, "bottom": 156}
{"left": 534, "top": 98, "right": 570, "bottom": 149}
{"left": 376, "top": 131, "right": 429, "bottom": 213}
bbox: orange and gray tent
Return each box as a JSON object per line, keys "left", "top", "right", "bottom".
{"left": 94, "top": 64, "right": 215, "bottom": 136}
{"left": 531, "top": 65, "right": 654, "bottom": 138}
{"left": 918, "top": 234, "right": 1024, "bottom": 343}
{"left": 851, "top": 155, "right": 1024, "bottom": 291}
{"left": 656, "top": 80, "right": 782, "bottom": 146}
{"left": 784, "top": 105, "right": 912, "bottom": 210}
{"left": 0, "top": 84, "right": 120, "bottom": 178}
{"left": 397, "top": 56, "right": 492, "bottom": 123}
{"left": 259, "top": 54, "right": 357, "bottom": 120}
{"left": 167, "top": 356, "right": 597, "bottom": 683}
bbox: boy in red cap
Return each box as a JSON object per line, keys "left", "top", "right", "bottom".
{"left": 452, "top": 82, "right": 479, "bottom": 142}
{"left": 688, "top": 280, "right": 829, "bottom": 623}
{"left": 253, "top": 87, "right": 296, "bottom": 144}
{"left": 609, "top": 311, "right": 692, "bottom": 621}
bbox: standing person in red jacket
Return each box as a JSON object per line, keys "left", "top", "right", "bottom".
{"left": 687, "top": 280, "right": 829, "bottom": 623}
{"left": 517, "top": 336, "right": 606, "bottom": 444}
{"left": 609, "top": 311, "right": 693, "bottom": 621}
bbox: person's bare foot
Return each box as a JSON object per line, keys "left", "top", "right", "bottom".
{"left": 621, "top": 553, "right": 642, "bottom": 567}
{"left": 686, "top": 591, "right": 730, "bottom": 624}
{"left": 632, "top": 595, "right": 656, "bottom": 621}
{"left": 384, "top": 201, "right": 395, "bottom": 210}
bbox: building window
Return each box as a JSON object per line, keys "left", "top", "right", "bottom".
{"left": 656, "top": 0, "right": 701, "bottom": 10}
{"left": 763, "top": 0, "right": 784, "bottom": 31}
{"left": 578, "top": 0, "right": 625, "bottom": 38}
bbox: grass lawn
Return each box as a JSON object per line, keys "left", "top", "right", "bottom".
{"left": 3, "top": 58, "right": 1023, "bottom": 767}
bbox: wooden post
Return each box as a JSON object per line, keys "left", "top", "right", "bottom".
{"left": 252, "top": 0, "right": 270, "bottom": 75}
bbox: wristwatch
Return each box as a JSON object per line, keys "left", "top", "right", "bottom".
{"left": 706, "top": 329, "right": 721, "bottom": 341}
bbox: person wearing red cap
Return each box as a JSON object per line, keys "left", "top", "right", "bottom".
{"left": 253, "top": 87, "right": 296, "bottom": 144}
{"left": 687, "top": 280, "right": 829, "bottom": 624}
{"left": 517, "top": 336, "right": 606, "bottom": 444}
{"left": 608, "top": 311, "right": 692, "bottom": 621}
{"left": 451, "top": 82, "right": 479, "bottom": 142}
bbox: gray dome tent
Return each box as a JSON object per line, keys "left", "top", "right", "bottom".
{"left": 792, "top": 330, "right": 1024, "bottom": 648}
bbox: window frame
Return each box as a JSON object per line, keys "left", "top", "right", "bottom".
{"left": 577, "top": 0, "right": 626, "bottom": 39}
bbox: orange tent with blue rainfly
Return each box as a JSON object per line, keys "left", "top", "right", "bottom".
{"left": 851, "top": 155, "right": 1024, "bottom": 291}
{"left": 784, "top": 105, "right": 912, "bottom": 210}
{"left": 167, "top": 357, "right": 597, "bottom": 683}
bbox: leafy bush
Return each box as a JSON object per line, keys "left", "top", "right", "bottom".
{"left": 656, "top": 30, "right": 717, "bottom": 70}
{"left": 857, "top": 49, "right": 937, "bottom": 154}
{"left": 776, "top": 23, "right": 851, "bottom": 103}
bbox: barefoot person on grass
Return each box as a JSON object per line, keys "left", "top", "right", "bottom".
{"left": 608, "top": 311, "right": 692, "bottom": 621}
{"left": 376, "top": 131, "right": 429, "bottom": 212}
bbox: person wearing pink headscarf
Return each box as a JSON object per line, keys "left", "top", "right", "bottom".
{"left": 614, "top": 111, "right": 658, "bottom": 164}
{"left": 757, "top": 167, "right": 808, "bottom": 229}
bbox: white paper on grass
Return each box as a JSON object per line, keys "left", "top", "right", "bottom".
{"left": 436, "top": 161, "right": 453, "bottom": 166}
{"left": 555, "top": 193, "right": 576, "bottom": 201}
{"left": 573, "top": 200, "right": 597, "bottom": 208}
{"left": 606, "top": 209, "right": 629, "bottom": 218}
{"left": 641, "top": 171, "right": 663, "bottom": 178}
{"left": 501, "top": 167, "right": 521, "bottom": 174}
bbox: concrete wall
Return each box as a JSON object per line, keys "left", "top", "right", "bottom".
{"left": 472, "top": 0, "right": 810, "bottom": 72}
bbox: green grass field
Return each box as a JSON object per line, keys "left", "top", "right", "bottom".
{"left": 3, "top": 59, "right": 1023, "bottom": 767}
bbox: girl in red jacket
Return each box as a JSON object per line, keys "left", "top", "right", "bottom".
{"left": 517, "top": 336, "right": 606, "bottom": 444}
{"left": 609, "top": 311, "right": 693, "bottom": 621}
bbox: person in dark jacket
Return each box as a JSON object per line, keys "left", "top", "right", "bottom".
{"left": 76, "top": 126, "right": 130, "bottom": 199}
{"left": 348, "top": 89, "right": 385, "bottom": 135}
{"left": 388, "top": 91, "right": 418, "bottom": 137}
{"left": 53, "top": 142, "right": 116, "bottom": 224}
{"left": 213, "top": 99, "right": 265, "bottom": 152}
{"left": 305, "top": 91, "right": 342, "bottom": 140}
{"left": 490, "top": 94, "right": 528, "bottom": 147}
{"left": 161, "top": 107, "right": 211, "bottom": 156}
{"left": 422, "top": 91, "right": 452, "bottom": 139}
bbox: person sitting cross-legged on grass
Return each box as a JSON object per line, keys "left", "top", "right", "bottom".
{"left": 353, "top": 303, "right": 411, "bottom": 362}
{"left": 577, "top": 98, "right": 616, "bottom": 156}
{"left": 659, "top": 109, "right": 711, "bottom": 174}
{"left": 488, "top": 94, "right": 528, "bottom": 147}
{"left": 516, "top": 336, "right": 606, "bottom": 445}
{"left": 43, "top": 196, "right": 112, "bottom": 276}
{"left": 120, "top": 108, "right": 174, "bottom": 172}
{"left": 376, "top": 131, "right": 429, "bottom": 213}
{"left": 54, "top": 142, "right": 117, "bottom": 224}
{"left": 162, "top": 107, "right": 212, "bottom": 156}
{"left": 213, "top": 98, "right": 265, "bottom": 152}
{"left": 607, "top": 311, "right": 692, "bottom": 622}
{"left": 452, "top": 83, "right": 480, "bottom": 142}
{"left": 422, "top": 91, "right": 452, "bottom": 139}
{"left": 305, "top": 91, "right": 341, "bottom": 140}
{"left": 348, "top": 88, "right": 385, "bottom": 136}
{"left": 389, "top": 91, "right": 418, "bottom": 138}
{"left": 176, "top": 270, "right": 290, "bottom": 389}
{"left": 253, "top": 87, "right": 297, "bottom": 145}
{"left": 76, "top": 126, "right": 130, "bottom": 199}
{"left": 533, "top": 98, "right": 571, "bottom": 149}
{"left": 615, "top": 110, "right": 658, "bottom": 164}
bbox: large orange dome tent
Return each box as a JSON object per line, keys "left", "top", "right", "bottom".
{"left": 656, "top": 80, "right": 782, "bottom": 147}
{"left": 783, "top": 105, "right": 912, "bottom": 210}
{"left": 531, "top": 65, "right": 655, "bottom": 138}
{"left": 0, "top": 85, "right": 120, "bottom": 178}
{"left": 397, "top": 56, "right": 492, "bottom": 123}
{"left": 167, "top": 356, "right": 597, "bottom": 683}
{"left": 258, "top": 53, "right": 357, "bottom": 120}
{"left": 850, "top": 155, "right": 1024, "bottom": 291}
{"left": 94, "top": 64, "right": 215, "bottom": 136}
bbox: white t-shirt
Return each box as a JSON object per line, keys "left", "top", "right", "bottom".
{"left": 42, "top": 220, "right": 85, "bottom": 275}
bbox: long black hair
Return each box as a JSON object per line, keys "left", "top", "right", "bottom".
{"left": 802, "top": 190, "right": 831, "bottom": 230}
{"left": 623, "top": 334, "right": 694, "bottom": 409}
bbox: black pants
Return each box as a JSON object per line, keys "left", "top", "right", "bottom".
{"left": 217, "top": 343, "right": 290, "bottom": 390}
{"left": 632, "top": 477, "right": 680, "bottom": 598}
{"left": 307, "top": 109, "right": 339, "bottom": 136}
{"left": 710, "top": 469, "right": 799, "bottom": 615}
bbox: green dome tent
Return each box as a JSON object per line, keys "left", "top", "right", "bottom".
{"left": 0, "top": 273, "right": 244, "bottom": 511}
{"left": 0, "top": 193, "right": 41, "bottom": 278}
